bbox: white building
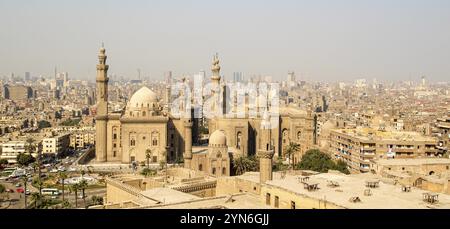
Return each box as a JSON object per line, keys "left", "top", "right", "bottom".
{"left": 1, "top": 141, "right": 26, "bottom": 163}
{"left": 42, "top": 133, "right": 70, "bottom": 155}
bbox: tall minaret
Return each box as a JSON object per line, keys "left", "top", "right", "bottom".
{"left": 211, "top": 53, "right": 221, "bottom": 87}
{"left": 183, "top": 117, "right": 193, "bottom": 169}
{"left": 258, "top": 110, "right": 275, "bottom": 183}
{"left": 95, "top": 46, "right": 109, "bottom": 162}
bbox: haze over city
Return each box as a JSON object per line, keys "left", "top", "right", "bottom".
{"left": 1, "top": 0, "right": 450, "bottom": 82}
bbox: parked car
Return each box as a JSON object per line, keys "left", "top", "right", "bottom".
{"left": 15, "top": 183, "right": 21, "bottom": 187}
{"left": 16, "top": 188, "right": 24, "bottom": 193}
{"left": 5, "top": 189, "right": 14, "bottom": 193}
{"left": 25, "top": 189, "right": 31, "bottom": 195}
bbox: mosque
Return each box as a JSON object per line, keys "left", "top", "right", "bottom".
{"left": 94, "top": 47, "right": 317, "bottom": 177}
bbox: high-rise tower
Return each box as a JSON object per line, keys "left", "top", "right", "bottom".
{"left": 95, "top": 47, "right": 109, "bottom": 162}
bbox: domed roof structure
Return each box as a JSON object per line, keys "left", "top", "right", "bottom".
{"left": 128, "top": 87, "right": 158, "bottom": 109}
{"left": 209, "top": 130, "right": 227, "bottom": 147}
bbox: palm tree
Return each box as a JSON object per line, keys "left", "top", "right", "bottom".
{"left": 25, "top": 138, "right": 35, "bottom": 156}
{"left": 58, "top": 172, "right": 68, "bottom": 202}
{"left": 21, "top": 177, "right": 28, "bottom": 208}
{"left": 232, "top": 156, "right": 258, "bottom": 175}
{"left": 145, "top": 149, "right": 151, "bottom": 169}
{"left": 33, "top": 176, "right": 43, "bottom": 196}
{"left": 284, "top": 142, "right": 301, "bottom": 169}
{"left": 78, "top": 180, "right": 88, "bottom": 208}
{"left": 70, "top": 183, "right": 79, "bottom": 208}
{"left": 30, "top": 192, "right": 42, "bottom": 209}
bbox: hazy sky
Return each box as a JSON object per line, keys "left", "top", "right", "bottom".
{"left": 1, "top": 0, "right": 450, "bottom": 82}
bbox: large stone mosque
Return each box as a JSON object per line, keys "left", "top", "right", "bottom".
{"left": 94, "top": 47, "right": 317, "bottom": 177}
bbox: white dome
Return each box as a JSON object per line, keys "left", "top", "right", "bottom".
{"left": 209, "top": 130, "right": 227, "bottom": 146}
{"left": 128, "top": 87, "right": 158, "bottom": 109}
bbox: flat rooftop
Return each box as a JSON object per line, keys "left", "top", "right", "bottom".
{"left": 376, "top": 158, "right": 450, "bottom": 166}
{"left": 138, "top": 193, "right": 270, "bottom": 209}
{"left": 140, "top": 188, "right": 201, "bottom": 204}
{"left": 332, "top": 127, "right": 437, "bottom": 142}
{"left": 241, "top": 172, "right": 450, "bottom": 209}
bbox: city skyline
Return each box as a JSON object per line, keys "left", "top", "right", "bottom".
{"left": 1, "top": 0, "right": 450, "bottom": 82}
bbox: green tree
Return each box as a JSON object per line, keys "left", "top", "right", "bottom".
{"left": 61, "top": 200, "right": 71, "bottom": 209}
{"left": 273, "top": 158, "right": 289, "bottom": 172}
{"left": 25, "top": 138, "right": 36, "bottom": 155}
{"left": 58, "top": 172, "right": 68, "bottom": 201}
{"left": 0, "top": 158, "right": 8, "bottom": 167}
{"left": 21, "top": 176, "right": 28, "bottom": 208}
{"left": 70, "top": 183, "right": 79, "bottom": 208}
{"left": 0, "top": 184, "right": 5, "bottom": 193}
{"left": 32, "top": 176, "right": 43, "bottom": 196}
{"left": 145, "top": 149, "right": 151, "bottom": 169}
{"left": 232, "top": 155, "right": 259, "bottom": 175}
{"left": 295, "top": 149, "right": 351, "bottom": 174}
{"left": 78, "top": 180, "right": 88, "bottom": 208}
{"left": 295, "top": 149, "right": 335, "bottom": 173}
{"left": 30, "top": 192, "right": 42, "bottom": 209}
{"left": 91, "top": 195, "right": 103, "bottom": 206}
{"left": 141, "top": 168, "right": 156, "bottom": 177}
{"left": 334, "top": 160, "right": 350, "bottom": 175}
{"left": 284, "top": 142, "right": 301, "bottom": 169}
{"left": 17, "top": 153, "right": 35, "bottom": 166}
{"left": 60, "top": 118, "right": 81, "bottom": 126}
{"left": 37, "top": 120, "right": 51, "bottom": 129}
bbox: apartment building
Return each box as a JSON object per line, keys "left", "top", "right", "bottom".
{"left": 329, "top": 127, "right": 439, "bottom": 173}
{"left": 42, "top": 133, "right": 70, "bottom": 155}
{"left": 0, "top": 141, "right": 26, "bottom": 163}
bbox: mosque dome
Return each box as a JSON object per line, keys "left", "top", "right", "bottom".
{"left": 128, "top": 87, "right": 158, "bottom": 109}
{"left": 209, "top": 130, "right": 227, "bottom": 147}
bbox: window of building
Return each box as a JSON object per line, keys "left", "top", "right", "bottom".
{"left": 198, "top": 164, "right": 203, "bottom": 171}
{"left": 113, "top": 151, "right": 116, "bottom": 157}
{"left": 212, "top": 168, "right": 216, "bottom": 175}
{"left": 237, "top": 132, "right": 242, "bottom": 149}
{"left": 130, "top": 139, "right": 135, "bottom": 146}
{"left": 291, "top": 201, "right": 296, "bottom": 209}
{"left": 222, "top": 167, "right": 226, "bottom": 175}
{"left": 113, "top": 143, "right": 116, "bottom": 148}
{"left": 266, "top": 193, "right": 271, "bottom": 205}
{"left": 274, "top": 196, "right": 279, "bottom": 208}
{"left": 142, "top": 111, "right": 146, "bottom": 116}
{"left": 113, "top": 133, "right": 117, "bottom": 140}
{"left": 152, "top": 156, "right": 157, "bottom": 163}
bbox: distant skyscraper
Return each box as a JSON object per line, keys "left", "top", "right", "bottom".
{"left": 421, "top": 76, "right": 427, "bottom": 87}
{"left": 233, "top": 72, "right": 243, "bottom": 83}
{"left": 24, "top": 72, "right": 31, "bottom": 81}
{"left": 199, "top": 70, "right": 206, "bottom": 84}
{"left": 165, "top": 71, "right": 172, "bottom": 84}
{"left": 287, "top": 72, "right": 296, "bottom": 87}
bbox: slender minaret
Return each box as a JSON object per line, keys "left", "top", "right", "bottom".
{"left": 258, "top": 110, "right": 275, "bottom": 183}
{"left": 211, "top": 54, "right": 222, "bottom": 115}
{"left": 183, "top": 117, "right": 193, "bottom": 169}
{"left": 95, "top": 46, "right": 109, "bottom": 162}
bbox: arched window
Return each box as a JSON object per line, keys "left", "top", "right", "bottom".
{"left": 152, "top": 131, "right": 159, "bottom": 146}
{"left": 297, "top": 131, "right": 302, "bottom": 140}
{"left": 237, "top": 132, "right": 242, "bottom": 149}
{"left": 198, "top": 164, "right": 203, "bottom": 171}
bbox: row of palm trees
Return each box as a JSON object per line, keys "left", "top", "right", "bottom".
{"left": 232, "top": 142, "right": 301, "bottom": 175}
